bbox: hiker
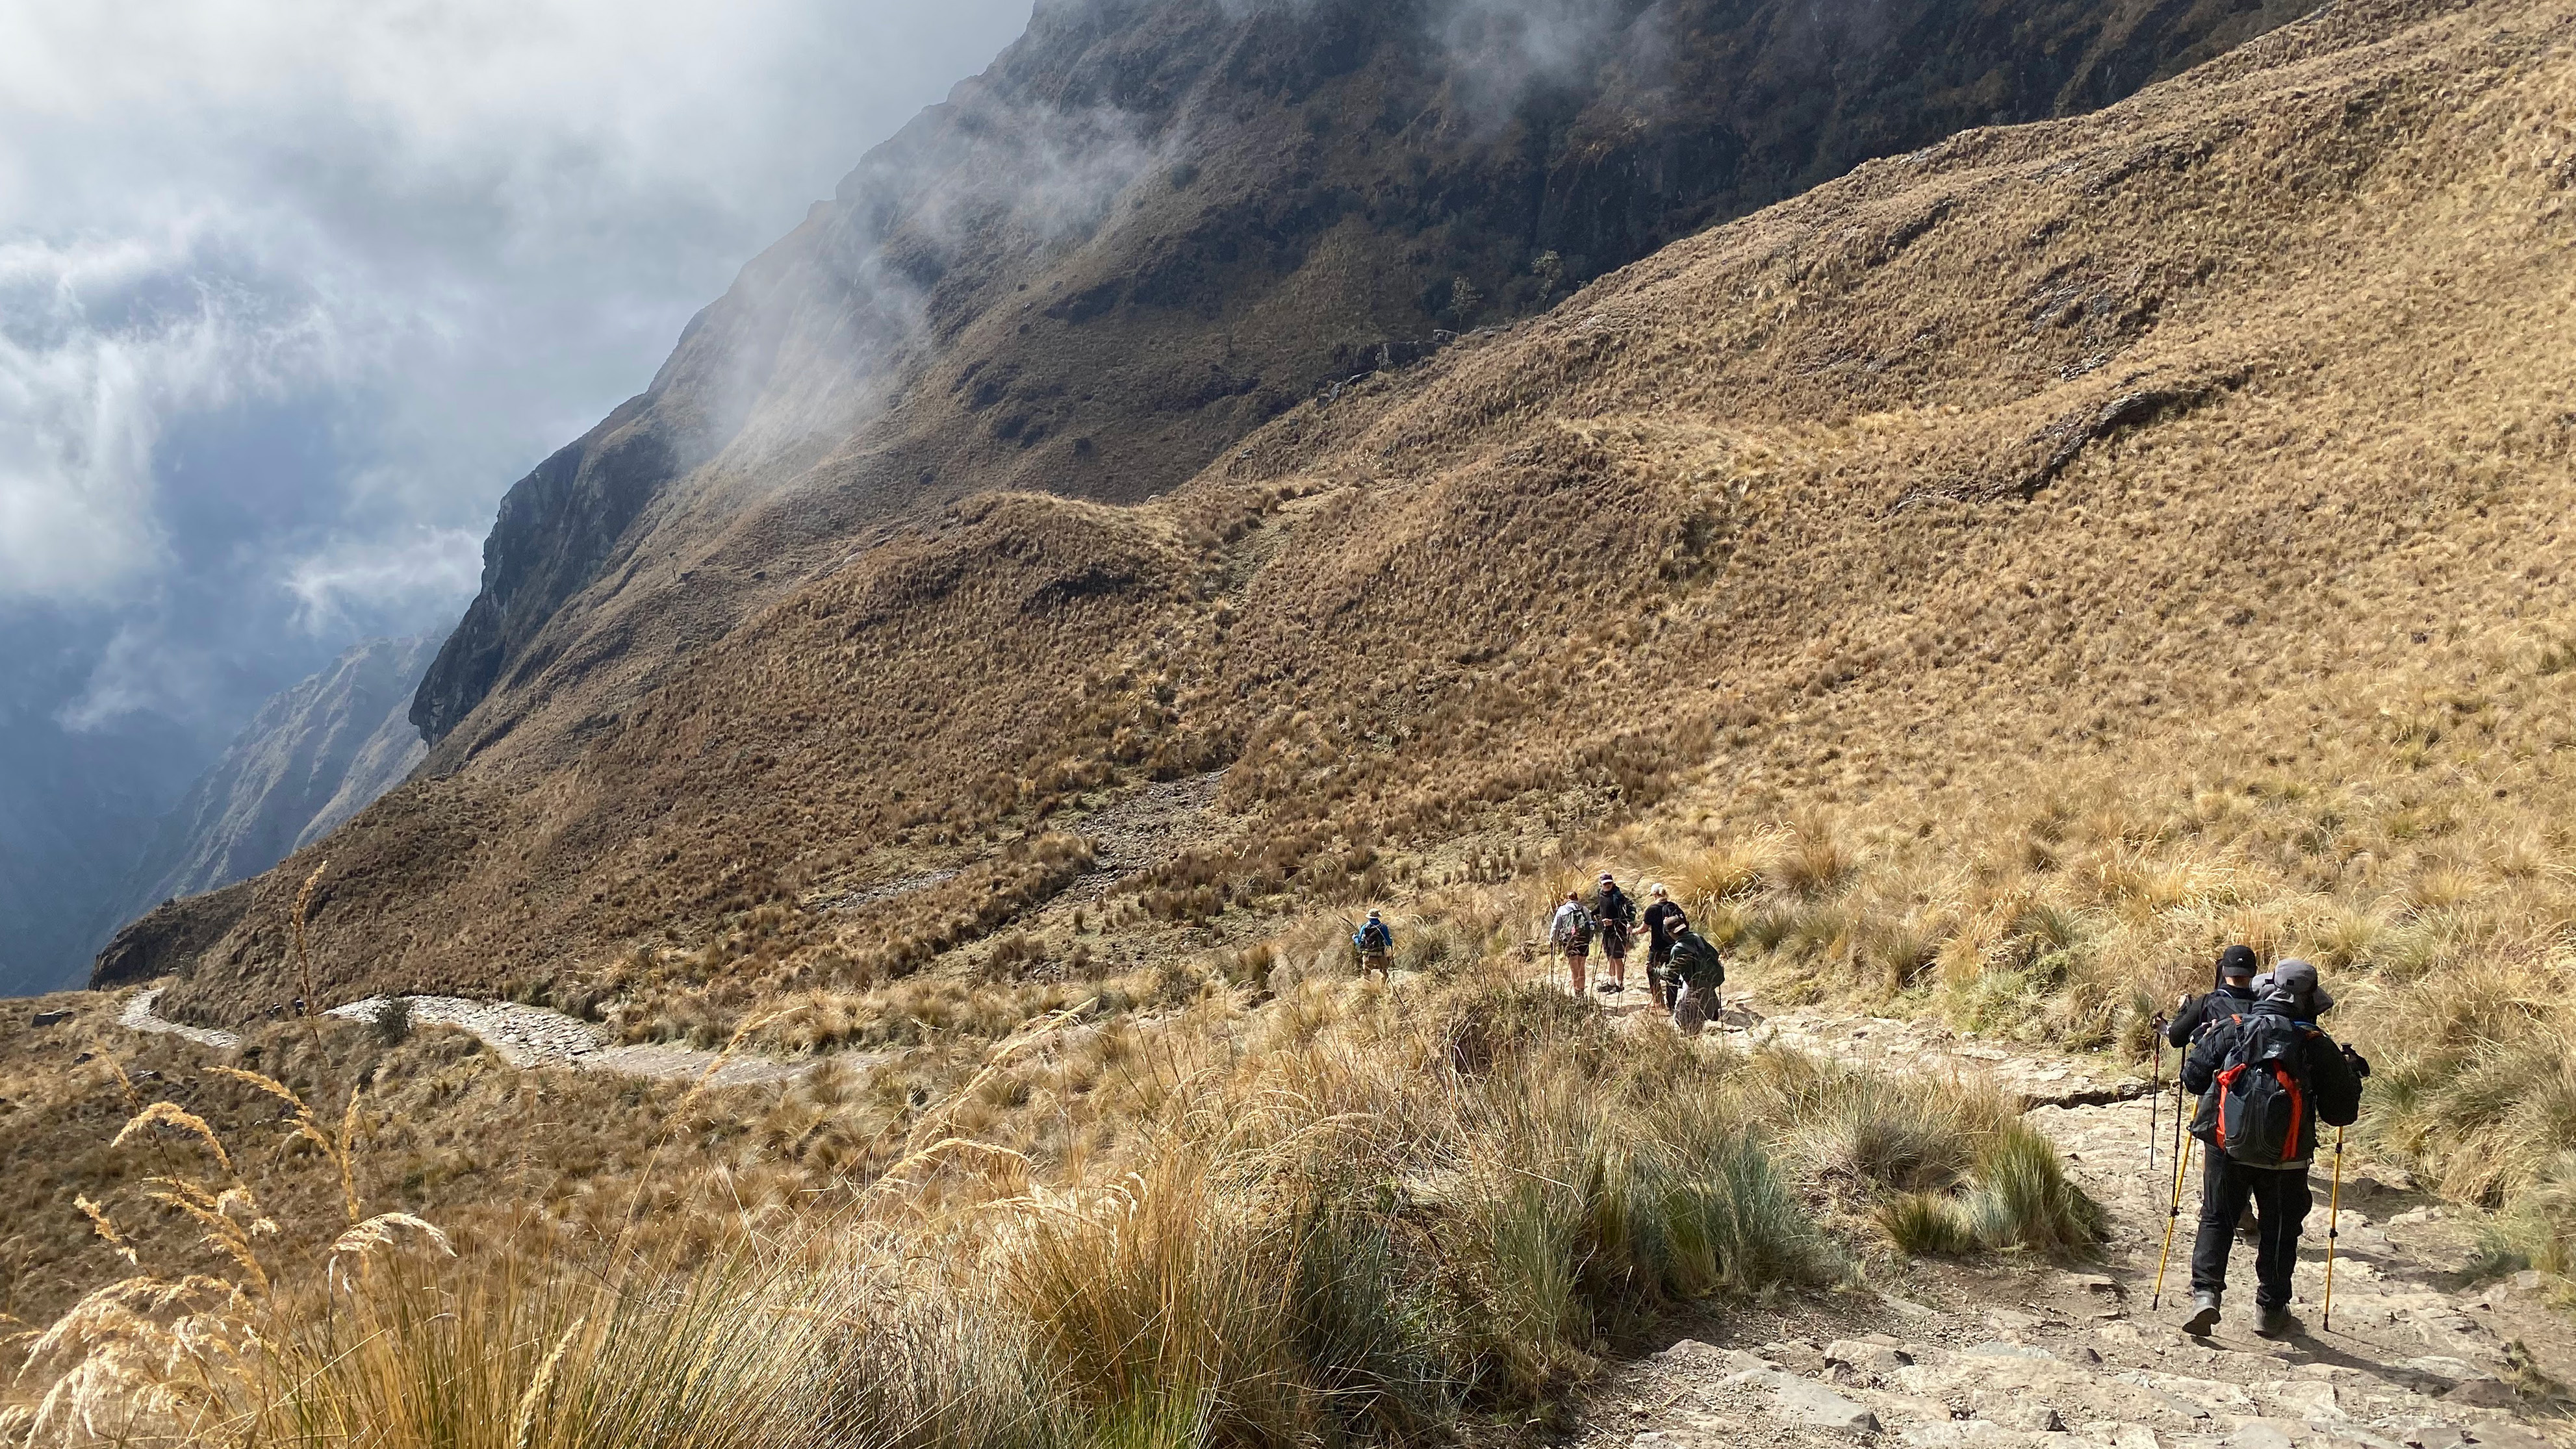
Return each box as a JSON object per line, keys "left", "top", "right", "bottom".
{"left": 2167, "top": 944, "right": 2261, "bottom": 1049}
{"left": 1666, "top": 920, "right": 1726, "bottom": 1036}
{"left": 1642, "top": 883, "right": 1687, "bottom": 1008}
{"left": 1353, "top": 909, "right": 1394, "bottom": 981}
{"left": 2178, "top": 968, "right": 2366, "bottom": 1337}
{"left": 1549, "top": 890, "right": 1596, "bottom": 996}
{"left": 1592, "top": 872, "right": 1639, "bottom": 996}
{"left": 2253, "top": 958, "right": 2336, "bottom": 1018}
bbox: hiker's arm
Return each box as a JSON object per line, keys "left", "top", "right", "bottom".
{"left": 2180, "top": 1036, "right": 2217, "bottom": 1094}
{"left": 2310, "top": 1037, "right": 2364, "bottom": 1127}
{"left": 2165, "top": 996, "right": 2202, "bottom": 1049}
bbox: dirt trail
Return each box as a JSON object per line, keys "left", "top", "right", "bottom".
{"left": 117, "top": 987, "right": 825, "bottom": 1087}
{"left": 1574, "top": 998, "right": 2572, "bottom": 1449}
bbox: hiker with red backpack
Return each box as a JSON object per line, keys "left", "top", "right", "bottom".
{"left": 2177, "top": 959, "right": 2366, "bottom": 1338}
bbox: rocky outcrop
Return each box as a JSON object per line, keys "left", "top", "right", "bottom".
{"left": 108, "top": 635, "right": 435, "bottom": 936}
{"left": 407, "top": 0, "right": 2317, "bottom": 763}
{"left": 90, "top": 881, "right": 254, "bottom": 991}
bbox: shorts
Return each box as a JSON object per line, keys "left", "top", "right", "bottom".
{"left": 1647, "top": 942, "right": 1673, "bottom": 966}
{"left": 1600, "top": 933, "right": 1629, "bottom": 961}
{"left": 1561, "top": 946, "right": 1590, "bottom": 962}
{"left": 1359, "top": 951, "right": 1390, "bottom": 972}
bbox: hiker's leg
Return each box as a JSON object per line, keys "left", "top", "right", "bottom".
{"left": 1606, "top": 951, "right": 1626, "bottom": 990}
{"left": 2250, "top": 1166, "right": 2312, "bottom": 1309}
{"left": 1568, "top": 953, "right": 1587, "bottom": 994}
{"left": 2189, "top": 1153, "right": 2251, "bottom": 1297}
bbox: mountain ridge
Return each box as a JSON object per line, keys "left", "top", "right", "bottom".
{"left": 402, "top": 0, "right": 2319, "bottom": 785}
{"left": 138, "top": 0, "right": 2576, "bottom": 1031}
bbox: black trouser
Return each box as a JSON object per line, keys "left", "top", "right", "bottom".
{"left": 2189, "top": 1150, "right": 2312, "bottom": 1307}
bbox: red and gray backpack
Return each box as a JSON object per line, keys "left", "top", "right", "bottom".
{"left": 2190, "top": 1011, "right": 2315, "bottom": 1166}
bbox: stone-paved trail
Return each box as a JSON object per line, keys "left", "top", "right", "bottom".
{"left": 119, "top": 986, "right": 822, "bottom": 1087}
{"left": 1576, "top": 1002, "right": 2572, "bottom": 1449}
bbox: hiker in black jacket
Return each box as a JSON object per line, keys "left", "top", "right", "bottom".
{"left": 1642, "top": 885, "right": 1687, "bottom": 1009}
{"left": 1666, "top": 924, "right": 1725, "bottom": 1037}
{"left": 2167, "top": 944, "right": 2261, "bottom": 1049}
{"left": 2178, "top": 976, "right": 2366, "bottom": 1338}
{"left": 1592, "top": 873, "right": 1639, "bottom": 996}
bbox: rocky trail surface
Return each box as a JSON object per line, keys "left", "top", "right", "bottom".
{"left": 1065, "top": 768, "right": 1228, "bottom": 900}
{"left": 107, "top": 773, "right": 1233, "bottom": 1088}
{"left": 1575, "top": 1000, "right": 2573, "bottom": 1449}
{"left": 117, "top": 987, "right": 821, "bottom": 1087}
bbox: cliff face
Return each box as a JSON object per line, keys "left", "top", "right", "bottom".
{"left": 407, "top": 0, "right": 2311, "bottom": 775}
{"left": 106, "top": 635, "right": 436, "bottom": 937}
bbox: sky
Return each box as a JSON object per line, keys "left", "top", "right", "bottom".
{"left": 0, "top": 0, "right": 1034, "bottom": 990}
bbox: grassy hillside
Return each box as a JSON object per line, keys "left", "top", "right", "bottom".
{"left": 64, "top": 0, "right": 2576, "bottom": 1333}
{"left": 10, "top": 0, "right": 2576, "bottom": 1428}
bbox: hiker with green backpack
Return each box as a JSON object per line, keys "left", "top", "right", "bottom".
{"left": 2177, "top": 959, "right": 2366, "bottom": 1338}
{"left": 1549, "top": 890, "right": 1596, "bottom": 995}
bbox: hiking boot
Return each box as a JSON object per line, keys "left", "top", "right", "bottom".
{"left": 2252, "top": 1304, "right": 2296, "bottom": 1338}
{"left": 1596, "top": 981, "right": 1622, "bottom": 994}
{"left": 2182, "top": 1291, "right": 2222, "bottom": 1335}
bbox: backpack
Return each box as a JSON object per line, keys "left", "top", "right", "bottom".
{"left": 1355, "top": 920, "right": 1392, "bottom": 953}
{"left": 1599, "top": 888, "right": 1635, "bottom": 927}
{"left": 1556, "top": 907, "right": 1595, "bottom": 950}
{"left": 1668, "top": 933, "right": 1725, "bottom": 990}
{"left": 2191, "top": 1011, "right": 2315, "bottom": 1166}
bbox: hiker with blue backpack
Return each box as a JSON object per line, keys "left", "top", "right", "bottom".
{"left": 1354, "top": 909, "right": 1394, "bottom": 981}
{"left": 2176, "top": 958, "right": 2367, "bottom": 1338}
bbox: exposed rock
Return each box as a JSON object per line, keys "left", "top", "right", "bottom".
{"left": 89, "top": 881, "right": 253, "bottom": 990}
{"left": 1829, "top": 1339, "right": 1913, "bottom": 1376}
{"left": 2440, "top": 1380, "right": 2517, "bottom": 1408}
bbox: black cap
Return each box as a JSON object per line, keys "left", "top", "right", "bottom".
{"left": 2216, "top": 945, "right": 2258, "bottom": 982}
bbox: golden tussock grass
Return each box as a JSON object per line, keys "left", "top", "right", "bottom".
{"left": 31, "top": 0, "right": 2576, "bottom": 1404}
{"left": 9, "top": 907, "right": 2099, "bottom": 1446}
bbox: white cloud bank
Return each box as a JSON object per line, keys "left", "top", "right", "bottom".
{"left": 0, "top": 0, "right": 1032, "bottom": 707}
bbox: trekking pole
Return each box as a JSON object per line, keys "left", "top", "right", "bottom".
{"left": 2147, "top": 1032, "right": 2163, "bottom": 1173}
{"left": 2150, "top": 1072, "right": 2194, "bottom": 1310}
{"left": 2323, "top": 1126, "right": 2346, "bottom": 1331}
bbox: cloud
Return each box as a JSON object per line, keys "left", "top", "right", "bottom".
{"left": 283, "top": 527, "right": 487, "bottom": 638}
{"left": 0, "top": 227, "right": 336, "bottom": 603}
{"left": 0, "top": 0, "right": 1035, "bottom": 696}
{"left": 53, "top": 621, "right": 229, "bottom": 733}
{"left": 1436, "top": 0, "right": 1674, "bottom": 121}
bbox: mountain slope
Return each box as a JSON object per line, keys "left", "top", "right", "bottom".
{"left": 405, "top": 0, "right": 2319, "bottom": 783}
{"left": 147, "top": 0, "right": 2576, "bottom": 1026}
{"left": 90, "top": 635, "right": 434, "bottom": 984}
